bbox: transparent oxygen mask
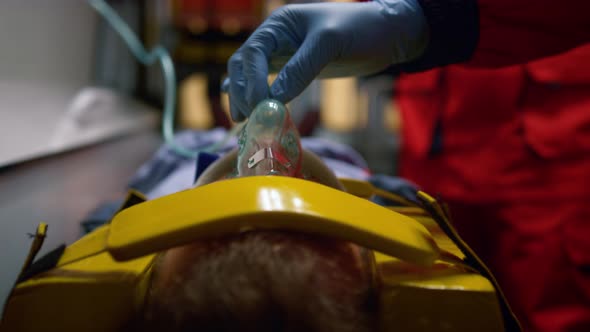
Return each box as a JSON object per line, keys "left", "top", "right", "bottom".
{"left": 236, "top": 99, "right": 303, "bottom": 177}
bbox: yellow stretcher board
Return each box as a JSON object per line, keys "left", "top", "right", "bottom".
{"left": 1, "top": 176, "right": 520, "bottom": 332}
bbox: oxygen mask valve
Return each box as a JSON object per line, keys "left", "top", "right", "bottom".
{"left": 237, "top": 99, "right": 302, "bottom": 177}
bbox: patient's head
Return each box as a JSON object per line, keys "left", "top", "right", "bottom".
{"left": 133, "top": 149, "right": 376, "bottom": 331}
{"left": 141, "top": 231, "right": 376, "bottom": 332}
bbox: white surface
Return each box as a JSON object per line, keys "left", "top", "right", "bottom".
{"left": 0, "top": 83, "right": 159, "bottom": 167}
{"left": 0, "top": 0, "right": 100, "bottom": 166}
{"left": 0, "top": 0, "right": 96, "bottom": 83}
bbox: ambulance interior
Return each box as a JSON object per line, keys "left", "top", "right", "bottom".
{"left": 0, "top": 1, "right": 520, "bottom": 331}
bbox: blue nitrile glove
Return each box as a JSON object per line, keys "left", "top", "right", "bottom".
{"left": 225, "top": 0, "right": 428, "bottom": 121}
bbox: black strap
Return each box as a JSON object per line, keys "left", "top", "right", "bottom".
{"left": 417, "top": 194, "right": 522, "bottom": 332}
{"left": 18, "top": 244, "right": 66, "bottom": 282}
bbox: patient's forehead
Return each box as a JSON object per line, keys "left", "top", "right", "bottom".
{"left": 196, "top": 149, "right": 343, "bottom": 190}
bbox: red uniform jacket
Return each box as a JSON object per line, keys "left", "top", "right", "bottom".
{"left": 397, "top": 0, "right": 590, "bottom": 202}
{"left": 395, "top": 4, "right": 590, "bottom": 330}
{"left": 398, "top": 44, "right": 590, "bottom": 203}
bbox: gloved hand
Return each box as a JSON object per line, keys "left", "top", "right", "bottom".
{"left": 225, "top": 0, "right": 428, "bottom": 121}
